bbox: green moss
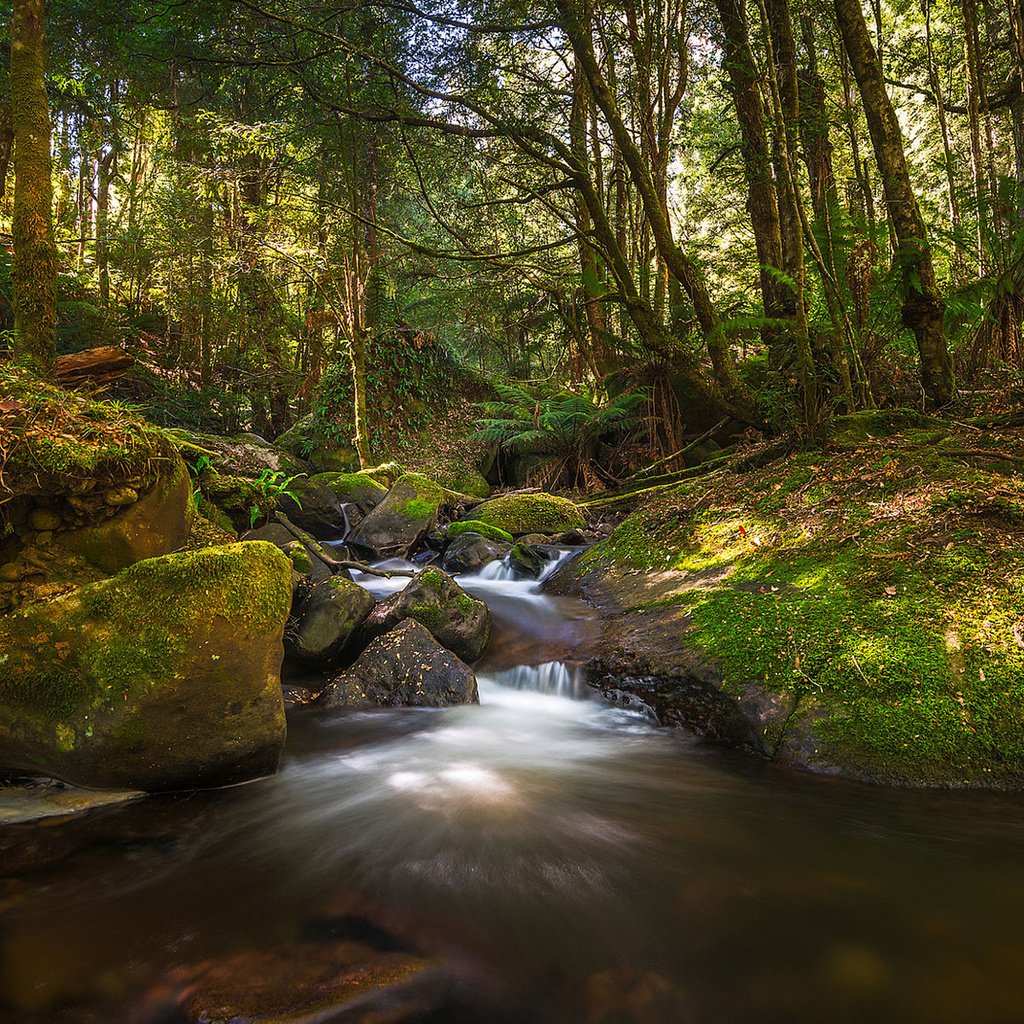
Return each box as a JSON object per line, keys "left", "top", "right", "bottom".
{"left": 0, "top": 543, "right": 292, "bottom": 728}
{"left": 447, "top": 520, "right": 513, "bottom": 544}
{"left": 0, "top": 366, "right": 176, "bottom": 499}
{"left": 580, "top": 434, "right": 1024, "bottom": 786}
{"left": 307, "top": 472, "right": 387, "bottom": 505}
{"left": 469, "top": 493, "right": 585, "bottom": 536}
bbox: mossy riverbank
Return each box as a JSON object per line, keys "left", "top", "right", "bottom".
{"left": 570, "top": 415, "right": 1024, "bottom": 788}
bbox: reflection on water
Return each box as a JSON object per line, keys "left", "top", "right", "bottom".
{"left": 4, "top": 567, "right": 1024, "bottom": 1022}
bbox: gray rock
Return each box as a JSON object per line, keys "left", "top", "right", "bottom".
{"left": 348, "top": 474, "right": 445, "bottom": 559}
{"left": 318, "top": 620, "right": 478, "bottom": 708}
{"left": 286, "top": 575, "right": 375, "bottom": 665}
{"left": 441, "top": 532, "right": 509, "bottom": 575}
{"left": 508, "top": 542, "right": 546, "bottom": 579}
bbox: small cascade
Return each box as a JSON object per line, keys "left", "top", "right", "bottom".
{"left": 338, "top": 503, "right": 352, "bottom": 543}
{"left": 479, "top": 555, "right": 517, "bottom": 581}
{"left": 488, "top": 660, "right": 590, "bottom": 699}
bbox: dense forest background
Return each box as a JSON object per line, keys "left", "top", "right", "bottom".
{"left": 2, "top": 0, "right": 1023, "bottom": 484}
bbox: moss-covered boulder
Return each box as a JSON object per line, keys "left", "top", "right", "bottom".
{"left": 357, "top": 462, "right": 404, "bottom": 488}
{"left": 317, "top": 620, "right": 479, "bottom": 709}
{"left": 199, "top": 472, "right": 273, "bottom": 534}
{"left": 242, "top": 521, "right": 333, "bottom": 589}
{"left": 58, "top": 456, "right": 194, "bottom": 574}
{"left": 446, "top": 520, "right": 513, "bottom": 545}
{"left": 449, "top": 469, "right": 491, "bottom": 499}
{"left": 348, "top": 473, "right": 445, "bottom": 559}
{"left": 286, "top": 576, "right": 375, "bottom": 666}
{"left": 0, "top": 542, "right": 292, "bottom": 791}
{"left": 357, "top": 567, "right": 491, "bottom": 662}
{"left": 307, "top": 472, "right": 388, "bottom": 515}
{"left": 465, "top": 493, "right": 586, "bottom": 536}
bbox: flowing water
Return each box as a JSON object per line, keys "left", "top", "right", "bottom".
{"left": 4, "top": 559, "right": 1024, "bottom": 1023}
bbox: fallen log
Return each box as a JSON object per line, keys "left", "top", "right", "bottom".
{"left": 55, "top": 345, "right": 134, "bottom": 387}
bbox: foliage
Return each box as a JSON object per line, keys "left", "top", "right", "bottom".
{"left": 474, "top": 381, "right": 645, "bottom": 491}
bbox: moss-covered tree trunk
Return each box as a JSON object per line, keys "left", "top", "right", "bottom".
{"left": 10, "top": 0, "right": 57, "bottom": 375}
{"left": 834, "top": 0, "right": 955, "bottom": 408}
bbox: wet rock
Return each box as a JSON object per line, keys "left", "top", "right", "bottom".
{"left": 287, "top": 575, "right": 375, "bottom": 666}
{"left": 442, "top": 532, "right": 510, "bottom": 575}
{"left": 160, "top": 938, "right": 435, "bottom": 1024}
{"left": 358, "top": 568, "right": 491, "bottom": 663}
{"left": 308, "top": 471, "right": 388, "bottom": 515}
{"left": 0, "top": 542, "right": 292, "bottom": 791}
{"left": 447, "top": 519, "right": 513, "bottom": 545}
{"left": 508, "top": 541, "right": 545, "bottom": 579}
{"left": 349, "top": 473, "right": 445, "bottom": 559}
{"left": 582, "top": 967, "right": 696, "bottom": 1024}
{"left": 463, "top": 492, "right": 586, "bottom": 536}
{"left": 276, "top": 476, "right": 350, "bottom": 540}
{"left": 0, "top": 781, "right": 142, "bottom": 825}
{"left": 319, "top": 620, "right": 479, "bottom": 708}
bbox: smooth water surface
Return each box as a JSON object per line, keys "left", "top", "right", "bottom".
{"left": 3, "top": 562, "right": 1024, "bottom": 1022}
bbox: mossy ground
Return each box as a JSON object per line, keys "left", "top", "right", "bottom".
{"left": 0, "top": 366, "right": 177, "bottom": 502}
{"left": 579, "top": 423, "right": 1024, "bottom": 787}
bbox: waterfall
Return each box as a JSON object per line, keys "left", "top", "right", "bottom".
{"left": 487, "top": 661, "right": 589, "bottom": 699}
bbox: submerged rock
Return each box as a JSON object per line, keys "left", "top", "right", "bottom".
{"left": 358, "top": 568, "right": 491, "bottom": 663}
{"left": 349, "top": 473, "right": 445, "bottom": 559}
{"left": 318, "top": 620, "right": 479, "bottom": 708}
{"left": 464, "top": 493, "right": 586, "bottom": 536}
{"left": 287, "top": 575, "right": 375, "bottom": 666}
{"left": 0, "top": 542, "right": 292, "bottom": 791}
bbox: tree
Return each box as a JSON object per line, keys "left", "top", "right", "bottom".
{"left": 10, "top": 0, "right": 57, "bottom": 374}
{"left": 834, "top": 0, "right": 955, "bottom": 407}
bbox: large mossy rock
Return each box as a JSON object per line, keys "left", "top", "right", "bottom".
{"left": 58, "top": 456, "right": 194, "bottom": 574}
{"left": 358, "top": 567, "right": 491, "bottom": 663}
{"left": 0, "top": 542, "right": 292, "bottom": 791}
{"left": 286, "top": 576, "right": 375, "bottom": 666}
{"left": 317, "top": 620, "right": 478, "bottom": 709}
{"left": 348, "top": 473, "right": 445, "bottom": 559}
{"left": 307, "top": 472, "right": 388, "bottom": 515}
{"left": 465, "top": 493, "right": 585, "bottom": 536}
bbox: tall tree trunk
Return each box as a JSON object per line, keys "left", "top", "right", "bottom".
{"left": 713, "top": 0, "right": 791, "bottom": 352}
{"left": 558, "top": 0, "right": 761, "bottom": 424}
{"left": 834, "top": 0, "right": 955, "bottom": 406}
{"left": 10, "top": 0, "right": 57, "bottom": 375}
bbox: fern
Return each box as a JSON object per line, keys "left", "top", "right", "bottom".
{"left": 473, "top": 381, "right": 645, "bottom": 491}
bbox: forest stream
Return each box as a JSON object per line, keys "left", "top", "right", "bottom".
{"left": 4, "top": 555, "right": 1024, "bottom": 1024}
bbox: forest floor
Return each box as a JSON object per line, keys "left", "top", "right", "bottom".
{"left": 567, "top": 409, "right": 1024, "bottom": 788}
